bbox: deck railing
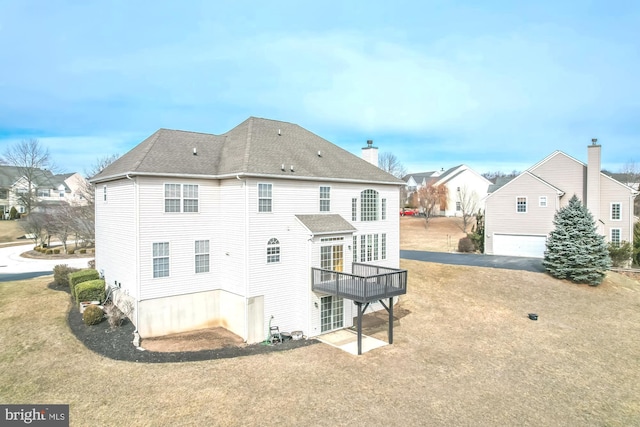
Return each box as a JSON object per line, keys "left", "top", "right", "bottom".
{"left": 311, "top": 262, "right": 407, "bottom": 303}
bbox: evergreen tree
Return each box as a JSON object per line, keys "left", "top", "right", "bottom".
{"left": 543, "top": 195, "right": 611, "bottom": 286}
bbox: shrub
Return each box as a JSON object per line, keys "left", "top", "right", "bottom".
{"left": 104, "top": 303, "right": 126, "bottom": 328}
{"left": 53, "top": 264, "right": 80, "bottom": 289}
{"left": 608, "top": 241, "right": 633, "bottom": 268}
{"left": 79, "top": 248, "right": 87, "bottom": 254}
{"left": 83, "top": 304, "right": 104, "bottom": 326}
{"left": 53, "top": 248, "right": 60, "bottom": 254}
{"left": 45, "top": 249, "right": 53, "bottom": 254}
{"left": 87, "top": 259, "right": 95, "bottom": 269}
{"left": 68, "top": 269, "right": 100, "bottom": 301}
{"left": 68, "top": 249, "right": 75, "bottom": 255}
{"left": 75, "top": 279, "right": 106, "bottom": 304}
{"left": 458, "top": 237, "right": 475, "bottom": 253}
{"left": 9, "top": 206, "right": 18, "bottom": 220}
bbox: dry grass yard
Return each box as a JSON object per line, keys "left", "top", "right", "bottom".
{"left": 400, "top": 216, "right": 471, "bottom": 252}
{"left": 2, "top": 257, "right": 639, "bottom": 425}
{"left": 0, "top": 219, "right": 24, "bottom": 244}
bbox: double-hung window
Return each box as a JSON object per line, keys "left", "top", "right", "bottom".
{"left": 381, "top": 198, "right": 387, "bottom": 220}
{"left": 320, "top": 186, "right": 331, "bottom": 212}
{"left": 195, "top": 240, "right": 210, "bottom": 273}
{"left": 352, "top": 198, "right": 357, "bottom": 221}
{"left": 610, "top": 228, "right": 621, "bottom": 246}
{"left": 258, "top": 183, "right": 273, "bottom": 213}
{"left": 611, "top": 203, "right": 621, "bottom": 220}
{"left": 516, "top": 197, "right": 527, "bottom": 213}
{"left": 164, "top": 184, "right": 199, "bottom": 213}
{"left": 539, "top": 196, "right": 547, "bottom": 207}
{"left": 153, "top": 242, "right": 170, "bottom": 278}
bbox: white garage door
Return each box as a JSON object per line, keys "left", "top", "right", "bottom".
{"left": 493, "top": 234, "right": 547, "bottom": 258}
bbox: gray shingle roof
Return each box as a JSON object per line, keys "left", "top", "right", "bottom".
{"left": 91, "top": 117, "right": 404, "bottom": 185}
{"left": 295, "top": 214, "right": 357, "bottom": 235}
{"left": 0, "top": 166, "right": 61, "bottom": 188}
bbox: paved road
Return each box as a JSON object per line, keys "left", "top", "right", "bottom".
{"left": 400, "top": 250, "right": 545, "bottom": 273}
{"left": 0, "top": 243, "right": 92, "bottom": 282}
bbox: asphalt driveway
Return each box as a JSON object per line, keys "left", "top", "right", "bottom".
{"left": 400, "top": 250, "right": 545, "bottom": 273}
{"left": 0, "top": 243, "right": 91, "bottom": 282}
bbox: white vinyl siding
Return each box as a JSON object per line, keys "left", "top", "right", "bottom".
{"left": 195, "top": 240, "right": 210, "bottom": 273}
{"left": 153, "top": 242, "right": 170, "bottom": 278}
{"left": 320, "top": 186, "right": 330, "bottom": 212}
{"left": 258, "top": 183, "right": 272, "bottom": 213}
{"left": 610, "top": 203, "right": 621, "bottom": 220}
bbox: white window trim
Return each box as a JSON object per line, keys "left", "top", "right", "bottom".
{"left": 539, "top": 196, "right": 547, "bottom": 207}
{"left": 266, "top": 238, "right": 280, "bottom": 263}
{"left": 319, "top": 186, "right": 331, "bottom": 212}
{"left": 610, "top": 202, "right": 622, "bottom": 221}
{"left": 610, "top": 228, "right": 622, "bottom": 245}
{"left": 152, "top": 242, "right": 170, "bottom": 278}
{"left": 164, "top": 183, "right": 199, "bottom": 213}
{"left": 195, "top": 240, "right": 210, "bottom": 274}
{"left": 516, "top": 196, "right": 528, "bottom": 213}
{"left": 258, "top": 183, "right": 273, "bottom": 213}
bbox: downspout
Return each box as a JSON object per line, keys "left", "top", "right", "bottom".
{"left": 240, "top": 175, "right": 250, "bottom": 342}
{"left": 126, "top": 173, "right": 141, "bottom": 344}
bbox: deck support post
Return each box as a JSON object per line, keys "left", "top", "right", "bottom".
{"left": 388, "top": 297, "right": 394, "bottom": 344}
{"left": 356, "top": 302, "right": 363, "bottom": 355}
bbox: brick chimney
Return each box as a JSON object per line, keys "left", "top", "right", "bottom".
{"left": 586, "top": 138, "right": 601, "bottom": 222}
{"left": 362, "top": 139, "right": 378, "bottom": 167}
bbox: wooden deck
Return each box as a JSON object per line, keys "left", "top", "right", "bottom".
{"left": 311, "top": 263, "right": 407, "bottom": 303}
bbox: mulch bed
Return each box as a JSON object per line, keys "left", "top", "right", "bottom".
{"left": 51, "top": 282, "right": 317, "bottom": 363}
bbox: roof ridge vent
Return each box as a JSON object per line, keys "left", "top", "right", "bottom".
{"left": 193, "top": 147, "right": 197, "bottom": 156}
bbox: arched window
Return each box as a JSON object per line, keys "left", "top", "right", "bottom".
{"left": 267, "top": 238, "right": 280, "bottom": 263}
{"left": 360, "top": 189, "right": 379, "bottom": 221}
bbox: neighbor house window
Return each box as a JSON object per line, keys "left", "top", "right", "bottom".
{"left": 103, "top": 186, "right": 107, "bottom": 202}
{"left": 164, "top": 184, "right": 199, "bottom": 213}
{"left": 59, "top": 190, "right": 65, "bottom": 197}
{"left": 360, "top": 189, "right": 379, "bottom": 221}
{"left": 611, "top": 203, "right": 621, "bottom": 220}
{"left": 153, "top": 242, "right": 170, "bottom": 278}
{"left": 352, "top": 198, "right": 357, "bottom": 221}
{"left": 516, "top": 197, "right": 527, "bottom": 213}
{"left": 320, "top": 186, "right": 331, "bottom": 212}
{"left": 539, "top": 196, "right": 547, "bottom": 207}
{"left": 37, "top": 189, "right": 50, "bottom": 197}
{"left": 258, "top": 183, "right": 272, "bottom": 213}
{"left": 456, "top": 202, "right": 461, "bottom": 211}
{"left": 0, "top": 189, "right": 7, "bottom": 199}
{"left": 610, "top": 228, "right": 621, "bottom": 246}
{"left": 382, "top": 234, "right": 387, "bottom": 260}
{"left": 195, "top": 240, "right": 209, "bottom": 273}
{"left": 267, "top": 238, "right": 280, "bottom": 263}
{"left": 381, "top": 198, "right": 387, "bottom": 220}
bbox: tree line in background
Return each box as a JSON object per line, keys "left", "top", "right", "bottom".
{"left": 1, "top": 139, "right": 118, "bottom": 252}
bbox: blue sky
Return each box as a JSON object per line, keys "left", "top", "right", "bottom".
{"left": 1, "top": 0, "right": 638, "bottom": 176}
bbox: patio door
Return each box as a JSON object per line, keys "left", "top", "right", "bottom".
{"left": 320, "top": 295, "right": 344, "bottom": 332}
{"left": 320, "top": 244, "right": 344, "bottom": 281}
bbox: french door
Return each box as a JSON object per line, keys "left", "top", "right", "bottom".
{"left": 321, "top": 295, "right": 344, "bottom": 332}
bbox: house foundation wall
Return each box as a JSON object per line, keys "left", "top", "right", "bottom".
{"left": 136, "top": 290, "right": 247, "bottom": 340}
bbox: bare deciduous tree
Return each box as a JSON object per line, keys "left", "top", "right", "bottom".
{"left": 2, "top": 139, "right": 55, "bottom": 214}
{"left": 456, "top": 185, "right": 479, "bottom": 232}
{"left": 417, "top": 182, "right": 448, "bottom": 224}
{"left": 378, "top": 152, "right": 407, "bottom": 179}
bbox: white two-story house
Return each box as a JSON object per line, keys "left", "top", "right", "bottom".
{"left": 91, "top": 117, "right": 407, "bottom": 349}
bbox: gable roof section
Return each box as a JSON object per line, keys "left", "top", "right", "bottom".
{"left": 92, "top": 117, "right": 403, "bottom": 185}
{"left": 485, "top": 171, "right": 565, "bottom": 200}
{"left": 295, "top": 214, "right": 357, "bottom": 235}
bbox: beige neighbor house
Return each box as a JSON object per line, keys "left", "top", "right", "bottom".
{"left": 484, "top": 142, "right": 638, "bottom": 258}
{"left": 0, "top": 166, "right": 87, "bottom": 217}
{"left": 403, "top": 165, "right": 492, "bottom": 216}
{"left": 90, "top": 117, "right": 407, "bottom": 351}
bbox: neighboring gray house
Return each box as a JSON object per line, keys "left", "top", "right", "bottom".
{"left": 91, "top": 117, "right": 407, "bottom": 348}
{"left": 485, "top": 142, "right": 638, "bottom": 258}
